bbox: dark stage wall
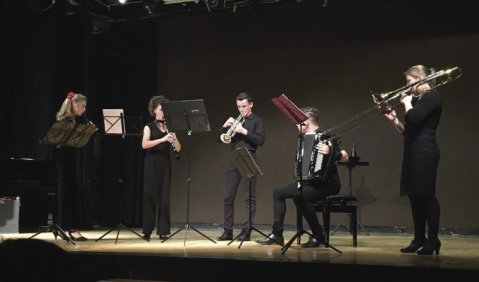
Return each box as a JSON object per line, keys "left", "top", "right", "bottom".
{"left": 2, "top": 0, "right": 479, "bottom": 230}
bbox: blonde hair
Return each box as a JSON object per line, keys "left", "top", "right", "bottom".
{"left": 404, "top": 65, "right": 436, "bottom": 87}
{"left": 56, "top": 92, "right": 87, "bottom": 121}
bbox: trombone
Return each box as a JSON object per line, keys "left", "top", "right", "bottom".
{"left": 220, "top": 114, "right": 244, "bottom": 144}
{"left": 323, "top": 66, "right": 462, "bottom": 141}
{"left": 372, "top": 67, "right": 462, "bottom": 110}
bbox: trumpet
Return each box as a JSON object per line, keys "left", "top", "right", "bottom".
{"left": 372, "top": 67, "right": 463, "bottom": 110}
{"left": 220, "top": 114, "right": 244, "bottom": 144}
{"left": 163, "top": 120, "right": 181, "bottom": 160}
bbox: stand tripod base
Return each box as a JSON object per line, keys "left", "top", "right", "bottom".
{"left": 281, "top": 230, "right": 341, "bottom": 255}
{"left": 29, "top": 224, "right": 76, "bottom": 245}
{"left": 331, "top": 214, "right": 369, "bottom": 236}
{"left": 95, "top": 223, "right": 146, "bottom": 244}
{"left": 162, "top": 224, "right": 216, "bottom": 246}
{"left": 227, "top": 226, "right": 270, "bottom": 249}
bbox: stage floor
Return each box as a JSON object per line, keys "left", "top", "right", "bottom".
{"left": 3, "top": 227, "right": 479, "bottom": 272}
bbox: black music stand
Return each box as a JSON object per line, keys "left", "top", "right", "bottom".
{"left": 272, "top": 94, "right": 340, "bottom": 254}
{"left": 160, "top": 99, "right": 216, "bottom": 245}
{"left": 96, "top": 112, "right": 146, "bottom": 244}
{"left": 227, "top": 147, "right": 270, "bottom": 248}
{"left": 333, "top": 142, "right": 370, "bottom": 236}
{"left": 32, "top": 120, "right": 98, "bottom": 244}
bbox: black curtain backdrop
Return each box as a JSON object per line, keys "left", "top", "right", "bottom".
{"left": 2, "top": 0, "right": 479, "bottom": 230}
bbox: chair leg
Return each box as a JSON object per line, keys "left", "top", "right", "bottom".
{"left": 351, "top": 206, "right": 357, "bottom": 247}
{"left": 323, "top": 205, "right": 331, "bottom": 244}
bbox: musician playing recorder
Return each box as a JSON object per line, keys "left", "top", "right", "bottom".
{"left": 217, "top": 92, "right": 265, "bottom": 241}
{"left": 256, "top": 106, "right": 348, "bottom": 247}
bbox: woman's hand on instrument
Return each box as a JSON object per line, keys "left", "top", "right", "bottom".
{"left": 383, "top": 106, "right": 397, "bottom": 121}
{"left": 161, "top": 133, "right": 174, "bottom": 144}
{"left": 316, "top": 143, "right": 330, "bottom": 155}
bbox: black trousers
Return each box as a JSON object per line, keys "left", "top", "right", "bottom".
{"left": 223, "top": 158, "right": 257, "bottom": 231}
{"left": 272, "top": 181, "right": 336, "bottom": 236}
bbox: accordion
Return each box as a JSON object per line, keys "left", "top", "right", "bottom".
{"left": 294, "top": 132, "right": 328, "bottom": 181}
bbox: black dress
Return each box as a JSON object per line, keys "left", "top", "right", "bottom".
{"left": 56, "top": 116, "right": 87, "bottom": 230}
{"left": 400, "top": 90, "right": 442, "bottom": 196}
{"left": 142, "top": 121, "right": 172, "bottom": 236}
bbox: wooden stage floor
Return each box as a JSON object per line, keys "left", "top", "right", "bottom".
{"left": 2, "top": 227, "right": 479, "bottom": 281}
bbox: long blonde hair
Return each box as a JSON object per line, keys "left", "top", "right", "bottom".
{"left": 56, "top": 92, "right": 87, "bottom": 121}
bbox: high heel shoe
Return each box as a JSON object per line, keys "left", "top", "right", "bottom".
{"left": 400, "top": 239, "right": 425, "bottom": 253}
{"left": 417, "top": 239, "right": 441, "bottom": 255}
{"left": 68, "top": 230, "right": 88, "bottom": 241}
{"left": 53, "top": 229, "right": 68, "bottom": 241}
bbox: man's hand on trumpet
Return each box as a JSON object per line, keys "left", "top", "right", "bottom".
{"left": 223, "top": 117, "right": 236, "bottom": 128}
{"left": 232, "top": 123, "right": 248, "bottom": 136}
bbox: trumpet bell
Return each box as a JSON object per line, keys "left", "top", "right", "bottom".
{"left": 220, "top": 133, "right": 232, "bottom": 144}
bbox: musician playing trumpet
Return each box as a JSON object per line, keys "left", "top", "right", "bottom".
{"left": 256, "top": 107, "right": 348, "bottom": 247}
{"left": 217, "top": 92, "right": 265, "bottom": 241}
{"left": 384, "top": 65, "right": 442, "bottom": 255}
{"left": 141, "top": 95, "right": 182, "bottom": 241}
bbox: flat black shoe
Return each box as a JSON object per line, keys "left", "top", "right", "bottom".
{"left": 301, "top": 236, "right": 323, "bottom": 248}
{"left": 255, "top": 233, "right": 284, "bottom": 246}
{"left": 236, "top": 229, "right": 251, "bottom": 241}
{"left": 142, "top": 234, "right": 151, "bottom": 241}
{"left": 217, "top": 230, "right": 233, "bottom": 241}
{"left": 159, "top": 235, "right": 169, "bottom": 240}
{"left": 400, "top": 239, "right": 425, "bottom": 253}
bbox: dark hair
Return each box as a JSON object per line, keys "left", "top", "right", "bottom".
{"left": 301, "top": 106, "right": 320, "bottom": 126}
{"left": 236, "top": 92, "right": 253, "bottom": 103}
{"left": 148, "top": 95, "right": 169, "bottom": 117}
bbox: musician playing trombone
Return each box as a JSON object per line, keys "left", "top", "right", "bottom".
{"left": 217, "top": 92, "right": 265, "bottom": 241}
{"left": 256, "top": 107, "right": 348, "bottom": 247}
{"left": 383, "top": 65, "right": 442, "bottom": 255}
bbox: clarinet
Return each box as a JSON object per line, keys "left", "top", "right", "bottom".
{"left": 163, "top": 120, "right": 181, "bottom": 160}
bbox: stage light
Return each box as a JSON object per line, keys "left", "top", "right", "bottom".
{"left": 68, "top": 0, "right": 83, "bottom": 6}
{"left": 118, "top": 0, "right": 127, "bottom": 4}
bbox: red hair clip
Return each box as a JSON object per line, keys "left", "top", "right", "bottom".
{"left": 67, "top": 92, "right": 75, "bottom": 100}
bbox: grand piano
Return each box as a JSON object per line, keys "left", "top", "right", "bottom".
{"left": 0, "top": 158, "right": 57, "bottom": 232}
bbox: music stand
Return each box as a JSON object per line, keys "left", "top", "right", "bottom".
{"left": 272, "top": 94, "right": 341, "bottom": 254}
{"left": 160, "top": 99, "right": 216, "bottom": 245}
{"left": 227, "top": 147, "right": 270, "bottom": 248}
{"left": 96, "top": 110, "right": 146, "bottom": 244}
{"left": 32, "top": 120, "right": 98, "bottom": 244}
{"left": 333, "top": 141, "right": 370, "bottom": 236}
{"left": 102, "top": 109, "right": 143, "bottom": 138}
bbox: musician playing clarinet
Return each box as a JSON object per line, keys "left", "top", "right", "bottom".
{"left": 141, "top": 95, "right": 182, "bottom": 241}
{"left": 256, "top": 106, "right": 348, "bottom": 247}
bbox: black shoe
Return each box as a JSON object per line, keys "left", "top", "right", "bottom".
{"left": 400, "top": 239, "right": 425, "bottom": 253}
{"left": 236, "top": 229, "right": 251, "bottom": 241}
{"left": 217, "top": 229, "right": 233, "bottom": 241}
{"left": 301, "top": 235, "right": 324, "bottom": 248}
{"left": 417, "top": 239, "right": 441, "bottom": 255}
{"left": 159, "top": 234, "right": 169, "bottom": 240}
{"left": 142, "top": 234, "right": 151, "bottom": 241}
{"left": 255, "top": 233, "right": 284, "bottom": 246}
{"left": 68, "top": 230, "right": 88, "bottom": 241}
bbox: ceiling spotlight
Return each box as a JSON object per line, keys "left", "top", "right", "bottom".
{"left": 118, "top": 0, "right": 127, "bottom": 4}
